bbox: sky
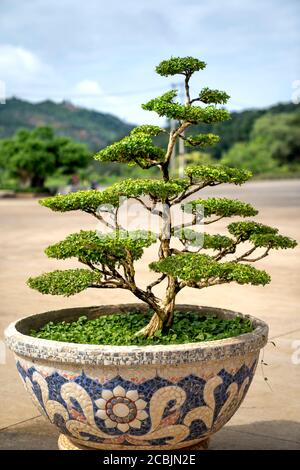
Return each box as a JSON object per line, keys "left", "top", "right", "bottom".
{"left": 0, "top": 0, "right": 299, "bottom": 124}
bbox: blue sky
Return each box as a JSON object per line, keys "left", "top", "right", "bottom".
{"left": 0, "top": 0, "right": 299, "bottom": 124}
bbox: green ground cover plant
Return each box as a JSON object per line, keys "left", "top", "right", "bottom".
{"left": 30, "top": 310, "right": 253, "bottom": 346}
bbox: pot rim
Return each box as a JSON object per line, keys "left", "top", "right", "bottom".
{"left": 5, "top": 303, "right": 268, "bottom": 366}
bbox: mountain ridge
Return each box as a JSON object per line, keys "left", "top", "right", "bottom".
{"left": 0, "top": 97, "right": 134, "bottom": 151}
{"left": 0, "top": 97, "right": 297, "bottom": 156}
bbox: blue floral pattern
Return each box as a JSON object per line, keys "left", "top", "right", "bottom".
{"left": 17, "top": 359, "right": 257, "bottom": 448}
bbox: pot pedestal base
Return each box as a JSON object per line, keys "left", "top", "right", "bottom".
{"left": 58, "top": 434, "right": 210, "bottom": 451}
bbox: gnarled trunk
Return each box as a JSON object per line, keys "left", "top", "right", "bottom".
{"left": 137, "top": 276, "right": 178, "bottom": 338}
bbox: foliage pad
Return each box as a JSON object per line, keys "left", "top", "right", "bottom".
{"left": 94, "top": 133, "right": 164, "bottom": 168}
{"left": 156, "top": 56, "right": 207, "bottom": 77}
{"left": 27, "top": 269, "right": 102, "bottom": 296}
{"left": 185, "top": 165, "right": 252, "bottom": 184}
{"left": 183, "top": 198, "right": 258, "bottom": 218}
{"left": 45, "top": 230, "right": 156, "bottom": 266}
{"left": 40, "top": 189, "right": 120, "bottom": 212}
{"left": 142, "top": 91, "right": 230, "bottom": 123}
{"left": 150, "top": 253, "right": 271, "bottom": 285}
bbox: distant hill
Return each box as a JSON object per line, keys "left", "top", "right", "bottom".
{"left": 0, "top": 97, "right": 134, "bottom": 151}
{"left": 191, "top": 102, "right": 299, "bottom": 159}
{"left": 0, "top": 97, "right": 298, "bottom": 158}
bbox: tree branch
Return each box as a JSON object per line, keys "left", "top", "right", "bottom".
{"left": 204, "top": 215, "right": 224, "bottom": 225}
{"left": 189, "top": 97, "right": 201, "bottom": 104}
{"left": 90, "top": 281, "right": 124, "bottom": 289}
{"left": 88, "top": 210, "right": 116, "bottom": 230}
{"left": 162, "top": 121, "right": 191, "bottom": 180}
{"left": 146, "top": 274, "right": 167, "bottom": 293}
{"left": 134, "top": 197, "right": 163, "bottom": 217}
{"left": 180, "top": 278, "right": 229, "bottom": 289}
{"left": 170, "top": 182, "right": 208, "bottom": 205}
{"left": 236, "top": 246, "right": 271, "bottom": 263}
{"left": 213, "top": 241, "right": 239, "bottom": 261}
{"left": 184, "top": 74, "right": 191, "bottom": 105}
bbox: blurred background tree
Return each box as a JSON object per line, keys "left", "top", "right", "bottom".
{"left": 221, "top": 109, "right": 300, "bottom": 175}
{"left": 0, "top": 100, "right": 299, "bottom": 192}
{"left": 0, "top": 127, "right": 90, "bottom": 191}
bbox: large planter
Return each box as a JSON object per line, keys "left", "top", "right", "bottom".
{"left": 5, "top": 304, "right": 268, "bottom": 450}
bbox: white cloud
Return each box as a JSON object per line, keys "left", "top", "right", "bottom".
{"left": 0, "top": 45, "right": 45, "bottom": 80}
{"left": 71, "top": 79, "right": 135, "bottom": 120}
{"left": 0, "top": 1, "right": 299, "bottom": 122}
{"left": 74, "top": 79, "right": 103, "bottom": 95}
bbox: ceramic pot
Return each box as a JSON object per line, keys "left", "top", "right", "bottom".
{"left": 5, "top": 304, "right": 268, "bottom": 450}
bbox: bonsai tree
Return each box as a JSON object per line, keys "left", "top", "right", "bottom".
{"left": 28, "top": 56, "right": 297, "bottom": 338}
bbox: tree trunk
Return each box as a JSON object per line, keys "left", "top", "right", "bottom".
{"left": 136, "top": 276, "right": 178, "bottom": 338}
{"left": 136, "top": 312, "right": 164, "bottom": 338}
{"left": 161, "top": 277, "right": 177, "bottom": 328}
{"left": 31, "top": 174, "right": 45, "bottom": 190}
{"left": 136, "top": 200, "right": 178, "bottom": 338}
{"left": 18, "top": 170, "right": 32, "bottom": 189}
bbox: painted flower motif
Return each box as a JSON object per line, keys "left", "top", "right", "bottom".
{"left": 95, "top": 385, "right": 148, "bottom": 432}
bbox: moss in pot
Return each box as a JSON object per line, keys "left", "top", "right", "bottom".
{"left": 5, "top": 56, "right": 297, "bottom": 450}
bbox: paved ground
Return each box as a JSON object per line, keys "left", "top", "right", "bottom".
{"left": 0, "top": 179, "right": 300, "bottom": 450}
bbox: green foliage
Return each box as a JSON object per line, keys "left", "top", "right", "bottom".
{"left": 40, "top": 188, "right": 120, "bottom": 212}
{"left": 130, "top": 125, "right": 165, "bottom": 136}
{"left": 27, "top": 269, "right": 102, "bottom": 296}
{"left": 198, "top": 87, "right": 230, "bottom": 105}
{"left": 1, "top": 99, "right": 297, "bottom": 165}
{"left": 221, "top": 138, "right": 278, "bottom": 174}
{"left": 0, "top": 126, "right": 90, "bottom": 189}
{"left": 180, "top": 151, "right": 216, "bottom": 168}
{"left": 183, "top": 197, "right": 258, "bottom": 218}
{"left": 202, "top": 234, "right": 234, "bottom": 250}
{"left": 142, "top": 91, "right": 230, "bottom": 124}
{"left": 227, "top": 221, "right": 278, "bottom": 240}
{"left": 173, "top": 228, "right": 203, "bottom": 247}
{"left": 150, "top": 253, "right": 271, "bottom": 285}
{"left": 173, "top": 229, "right": 233, "bottom": 250}
{"left": 249, "top": 233, "right": 297, "bottom": 249}
{"left": 94, "top": 133, "right": 164, "bottom": 168}
{"left": 30, "top": 310, "right": 253, "bottom": 345}
{"left": 111, "top": 178, "right": 190, "bottom": 200}
{"left": 40, "top": 178, "right": 191, "bottom": 213}
{"left": 45, "top": 230, "right": 156, "bottom": 266}
{"left": 226, "top": 221, "right": 297, "bottom": 250}
{"left": 221, "top": 109, "right": 300, "bottom": 174}
{"left": 155, "top": 56, "right": 206, "bottom": 77}
{"left": 188, "top": 102, "right": 298, "bottom": 160}
{"left": 251, "top": 111, "right": 300, "bottom": 165}
{"left": 55, "top": 137, "right": 90, "bottom": 174}
{"left": 184, "top": 164, "right": 252, "bottom": 184}
{"left": 184, "top": 133, "right": 220, "bottom": 148}
{"left": 0, "top": 97, "right": 133, "bottom": 151}
{"left": 0, "top": 128, "right": 55, "bottom": 188}
{"left": 24, "top": 55, "right": 297, "bottom": 341}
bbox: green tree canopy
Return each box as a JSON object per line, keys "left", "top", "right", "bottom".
{"left": 251, "top": 110, "right": 300, "bottom": 165}
{"left": 0, "top": 126, "right": 90, "bottom": 189}
{"left": 221, "top": 109, "right": 300, "bottom": 173}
